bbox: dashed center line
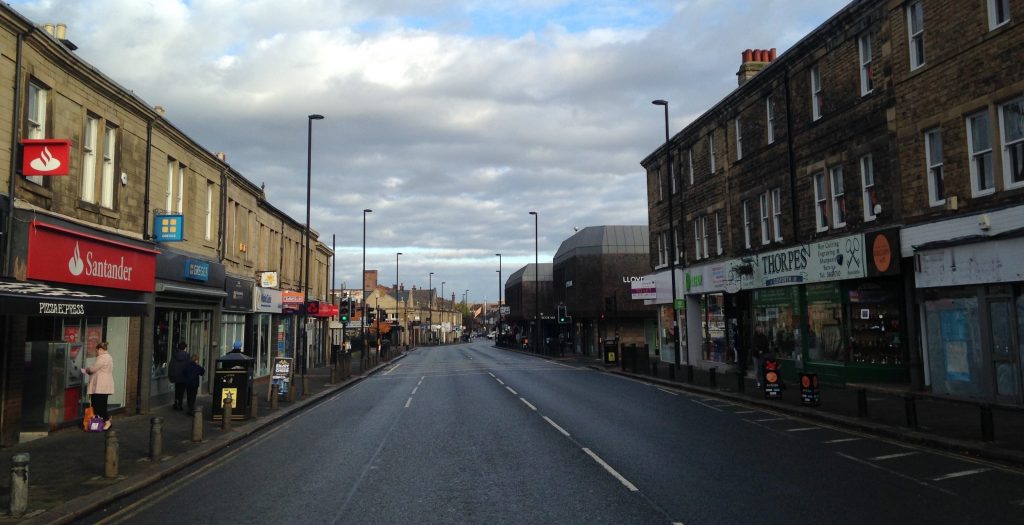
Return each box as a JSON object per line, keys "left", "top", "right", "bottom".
{"left": 786, "top": 427, "right": 822, "bottom": 432}
{"left": 754, "top": 417, "right": 785, "bottom": 422}
{"left": 496, "top": 378, "right": 506, "bottom": 385}
{"left": 411, "top": 386, "right": 418, "bottom": 395}
{"left": 520, "top": 398, "right": 537, "bottom": 411}
{"left": 404, "top": 397, "right": 412, "bottom": 408}
{"left": 931, "top": 468, "right": 991, "bottom": 481}
{"left": 825, "top": 438, "right": 862, "bottom": 444}
{"left": 870, "top": 452, "right": 919, "bottom": 461}
{"left": 543, "top": 416, "right": 571, "bottom": 437}
{"left": 583, "top": 448, "right": 638, "bottom": 492}
{"left": 506, "top": 386, "right": 518, "bottom": 395}
{"left": 734, "top": 410, "right": 756, "bottom": 414}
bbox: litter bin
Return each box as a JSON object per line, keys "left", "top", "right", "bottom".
{"left": 212, "top": 352, "right": 254, "bottom": 420}
{"left": 603, "top": 339, "right": 618, "bottom": 366}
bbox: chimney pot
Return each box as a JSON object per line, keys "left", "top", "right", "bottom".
{"left": 742, "top": 49, "right": 752, "bottom": 63}
{"left": 154, "top": 105, "right": 166, "bottom": 116}
{"left": 215, "top": 151, "right": 227, "bottom": 162}
{"left": 55, "top": 23, "right": 67, "bottom": 40}
{"left": 759, "top": 49, "right": 768, "bottom": 62}
{"left": 43, "top": 24, "right": 54, "bottom": 35}
{"left": 770, "top": 48, "right": 777, "bottom": 61}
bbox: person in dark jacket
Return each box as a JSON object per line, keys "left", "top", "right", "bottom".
{"left": 184, "top": 353, "right": 205, "bottom": 415}
{"left": 168, "top": 342, "right": 189, "bottom": 410}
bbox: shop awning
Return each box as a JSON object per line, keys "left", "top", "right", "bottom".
{"left": 0, "top": 280, "right": 148, "bottom": 316}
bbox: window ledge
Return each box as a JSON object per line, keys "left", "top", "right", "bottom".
{"left": 19, "top": 178, "right": 53, "bottom": 199}
{"left": 99, "top": 207, "right": 119, "bottom": 220}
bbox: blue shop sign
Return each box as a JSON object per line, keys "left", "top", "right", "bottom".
{"left": 184, "top": 258, "right": 210, "bottom": 282}
{"left": 154, "top": 214, "right": 184, "bottom": 242}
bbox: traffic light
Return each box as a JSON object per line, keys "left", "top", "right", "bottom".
{"left": 557, "top": 304, "right": 567, "bottom": 324}
{"left": 340, "top": 300, "right": 350, "bottom": 322}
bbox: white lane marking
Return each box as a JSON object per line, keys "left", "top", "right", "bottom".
{"left": 496, "top": 378, "right": 506, "bottom": 385}
{"left": 488, "top": 372, "right": 495, "bottom": 378}
{"left": 931, "top": 468, "right": 991, "bottom": 481}
{"left": 543, "top": 416, "right": 571, "bottom": 437}
{"left": 506, "top": 386, "right": 518, "bottom": 395}
{"left": 786, "top": 427, "right": 822, "bottom": 432}
{"left": 837, "top": 453, "right": 956, "bottom": 495}
{"left": 657, "top": 388, "right": 679, "bottom": 396}
{"left": 871, "top": 452, "right": 919, "bottom": 461}
{"left": 734, "top": 410, "right": 756, "bottom": 414}
{"left": 825, "top": 438, "right": 862, "bottom": 444}
{"left": 755, "top": 417, "right": 785, "bottom": 422}
{"left": 691, "top": 399, "right": 724, "bottom": 412}
{"left": 382, "top": 363, "right": 402, "bottom": 376}
{"left": 411, "top": 386, "right": 418, "bottom": 395}
{"left": 520, "top": 398, "right": 537, "bottom": 411}
{"left": 582, "top": 448, "right": 638, "bottom": 492}
{"left": 404, "top": 397, "right": 412, "bottom": 408}
{"left": 418, "top": 376, "right": 425, "bottom": 386}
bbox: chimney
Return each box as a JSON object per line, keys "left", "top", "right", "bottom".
{"left": 215, "top": 151, "right": 227, "bottom": 162}
{"left": 43, "top": 24, "right": 54, "bottom": 35}
{"left": 737, "top": 47, "right": 777, "bottom": 87}
{"left": 154, "top": 105, "right": 166, "bottom": 116}
{"left": 55, "top": 23, "right": 67, "bottom": 39}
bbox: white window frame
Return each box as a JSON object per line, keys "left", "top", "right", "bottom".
{"left": 165, "top": 159, "right": 175, "bottom": 211}
{"left": 771, "top": 188, "right": 783, "bottom": 241}
{"left": 925, "top": 129, "right": 945, "bottom": 206}
{"left": 811, "top": 65, "right": 823, "bottom": 121}
{"left": 714, "top": 213, "right": 723, "bottom": 255}
{"left": 988, "top": 0, "right": 1011, "bottom": 30}
{"left": 759, "top": 192, "right": 770, "bottom": 245}
{"left": 830, "top": 166, "right": 846, "bottom": 228}
{"left": 657, "top": 167, "right": 664, "bottom": 202}
{"left": 860, "top": 155, "right": 877, "bottom": 221}
{"left": 967, "top": 110, "right": 995, "bottom": 196}
{"left": 687, "top": 148, "right": 694, "bottom": 185}
{"left": 766, "top": 96, "right": 775, "bottom": 144}
{"left": 674, "top": 227, "right": 681, "bottom": 264}
{"left": 907, "top": 1, "right": 925, "bottom": 70}
{"left": 177, "top": 164, "right": 185, "bottom": 213}
{"left": 26, "top": 81, "right": 48, "bottom": 185}
{"left": 670, "top": 154, "right": 678, "bottom": 195}
{"left": 100, "top": 124, "right": 116, "bottom": 209}
{"left": 700, "top": 216, "right": 709, "bottom": 259}
{"left": 81, "top": 115, "right": 98, "bottom": 203}
{"left": 205, "top": 180, "right": 215, "bottom": 241}
{"left": 657, "top": 232, "right": 667, "bottom": 267}
{"left": 693, "top": 221, "right": 702, "bottom": 260}
{"left": 859, "top": 33, "right": 873, "bottom": 96}
{"left": 735, "top": 118, "right": 743, "bottom": 160}
{"left": 814, "top": 172, "right": 829, "bottom": 232}
{"left": 998, "top": 97, "right": 1024, "bottom": 190}
{"left": 742, "top": 199, "right": 751, "bottom": 249}
{"left": 708, "top": 133, "right": 716, "bottom": 174}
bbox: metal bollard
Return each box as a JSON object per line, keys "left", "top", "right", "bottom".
{"left": 104, "top": 430, "right": 119, "bottom": 478}
{"left": 857, "top": 389, "right": 868, "bottom": 418}
{"left": 9, "top": 453, "right": 29, "bottom": 518}
{"left": 287, "top": 380, "right": 296, "bottom": 402}
{"left": 980, "top": 404, "right": 995, "bottom": 442}
{"left": 191, "top": 407, "right": 204, "bottom": 442}
{"left": 271, "top": 383, "right": 280, "bottom": 410}
{"left": 709, "top": 367, "right": 717, "bottom": 389}
{"left": 149, "top": 417, "right": 163, "bottom": 460}
{"left": 250, "top": 389, "right": 259, "bottom": 419}
{"left": 904, "top": 395, "right": 918, "bottom": 429}
{"left": 303, "top": 375, "right": 310, "bottom": 397}
{"left": 222, "top": 393, "right": 234, "bottom": 431}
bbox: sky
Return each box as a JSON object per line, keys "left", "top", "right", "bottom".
{"left": 11, "top": 0, "right": 851, "bottom": 304}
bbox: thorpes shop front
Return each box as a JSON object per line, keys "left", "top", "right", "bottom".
{"left": 0, "top": 220, "right": 156, "bottom": 444}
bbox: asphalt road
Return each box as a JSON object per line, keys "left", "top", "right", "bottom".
{"left": 79, "top": 341, "right": 1024, "bottom": 524}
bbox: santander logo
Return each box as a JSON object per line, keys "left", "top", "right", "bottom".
{"left": 29, "top": 146, "right": 62, "bottom": 172}
{"left": 68, "top": 243, "right": 85, "bottom": 276}
{"left": 66, "top": 241, "right": 135, "bottom": 282}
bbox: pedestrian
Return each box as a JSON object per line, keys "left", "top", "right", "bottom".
{"left": 752, "top": 325, "right": 770, "bottom": 389}
{"left": 184, "top": 353, "right": 205, "bottom": 415}
{"left": 168, "top": 342, "right": 189, "bottom": 410}
{"left": 83, "top": 341, "right": 115, "bottom": 431}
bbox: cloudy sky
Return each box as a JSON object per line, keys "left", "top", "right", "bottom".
{"left": 12, "top": 0, "right": 850, "bottom": 304}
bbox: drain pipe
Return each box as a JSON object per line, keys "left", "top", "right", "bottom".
{"left": 136, "top": 118, "right": 155, "bottom": 413}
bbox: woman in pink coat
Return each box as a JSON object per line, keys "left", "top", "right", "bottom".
{"left": 84, "top": 341, "right": 115, "bottom": 430}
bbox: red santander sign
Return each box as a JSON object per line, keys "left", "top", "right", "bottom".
{"left": 27, "top": 221, "right": 158, "bottom": 292}
{"left": 21, "top": 139, "right": 71, "bottom": 176}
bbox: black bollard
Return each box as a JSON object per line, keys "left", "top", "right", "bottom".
{"left": 149, "top": 417, "right": 163, "bottom": 460}
{"left": 104, "top": 430, "right": 119, "bottom": 478}
{"left": 9, "top": 453, "right": 29, "bottom": 518}
{"left": 980, "top": 404, "right": 995, "bottom": 442}
{"left": 709, "top": 367, "right": 717, "bottom": 389}
{"left": 857, "top": 388, "right": 868, "bottom": 418}
{"left": 904, "top": 395, "right": 918, "bottom": 429}
{"left": 250, "top": 389, "right": 259, "bottom": 419}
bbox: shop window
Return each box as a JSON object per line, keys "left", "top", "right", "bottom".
{"left": 700, "top": 294, "right": 732, "bottom": 363}
{"left": 924, "top": 297, "right": 985, "bottom": 398}
{"left": 753, "top": 287, "right": 803, "bottom": 361}
{"left": 848, "top": 285, "right": 903, "bottom": 365}
{"left": 806, "top": 283, "right": 844, "bottom": 361}
{"left": 220, "top": 313, "right": 246, "bottom": 356}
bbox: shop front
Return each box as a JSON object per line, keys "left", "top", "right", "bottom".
{"left": 151, "top": 250, "right": 226, "bottom": 401}
{"left": 252, "top": 286, "right": 283, "bottom": 379}
{"left": 221, "top": 276, "right": 254, "bottom": 357}
{"left": 0, "top": 219, "right": 155, "bottom": 442}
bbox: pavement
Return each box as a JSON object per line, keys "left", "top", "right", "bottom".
{"left": 0, "top": 349, "right": 408, "bottom": 524}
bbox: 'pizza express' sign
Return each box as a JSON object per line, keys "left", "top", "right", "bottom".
{"left": 756, "top": 234, "right": 866, "bottom": 287}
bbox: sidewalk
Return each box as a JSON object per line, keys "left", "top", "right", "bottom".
{"left": 0, "top": 350, "right": 407, "bottom": 524}
{"left": 523, "top": 347, "right": 1024, "bottom": 467}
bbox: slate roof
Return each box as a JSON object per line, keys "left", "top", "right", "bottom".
{"left": 553, "top": 225, "right": 649, "bottom": 264}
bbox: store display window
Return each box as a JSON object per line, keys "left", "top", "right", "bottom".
{"left": 848, "top": 283, "right": 904, "bottom": 365}
{"left": 752, "top": 287, "right": 803, "bottom": 361}
{"left": 807, "top": 283, "right": 844, "bottom": 361}
{"left": 924, "top": 296, "right": 985, "bottom": 398}
{"left": 153, "top": 308, "right": 211, "bottom": 379}
{"left": 700, "top": 294, "right": 734, "bottom": 363}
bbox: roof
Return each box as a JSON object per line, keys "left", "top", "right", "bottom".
{"left": 553, "top": 225, "right": 649, "bottom": 264}
{"left": 506, "top": 263, "right": 553, "bottom": 286}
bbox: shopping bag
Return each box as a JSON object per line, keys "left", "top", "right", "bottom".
{"left": 82, "top": 406, "right": 95, "bottom": 432}
{"left": 85, "top": 416, "right": 105, "bottom": 432}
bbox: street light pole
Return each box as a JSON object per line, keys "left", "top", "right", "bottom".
{"left": 362, "top": 208, "right": 372, "bottom": 363}
{"left": 653, "top": 99, "right": 682, "bottom": 377}
{"left": 396, "top": 252, "right": 402, "bottom": 346}
{"left": 441, "top": 281, "right": 446, "bottom": 343}
{"left": 301, "top": 113, "right": 323, "bottom": 392}
{"left": 529, "top": 211, "right": 538, "bottom": 354}
{"left": 496, "top": 253, "right": 502, "bottom": 335}
{"left": 428, "top": 272, "right": 434, "bottom": 344}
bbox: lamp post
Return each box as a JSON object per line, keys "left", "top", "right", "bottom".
{"left": 362, "top": 208, "right": 372, "bottom": 364}
{"left": 396, "top": 252, "right": 402, "bottom": 346}
{"left": 428, "top": 271, "right": 434, "bottom": 344}
{"left": 441, "top": 281, "right": 446, "bottom": 343}
{"left": 529, "top": 211, "right": 538, "bottom": 354}
{"left": 299, "top": 113, "right": 323, "bottom": 394}
{"left": 496, "top": 253, "right": 502, "bottom": 335}
{"left": 653, "top": 99, "right": 682, "bottom": 377}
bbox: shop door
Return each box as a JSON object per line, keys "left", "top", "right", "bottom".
{"left": 189, "top": 314, "right": 211, "bottom": 390}
{"left": 989, "top": 298, "right": 1021, "bottom": 404}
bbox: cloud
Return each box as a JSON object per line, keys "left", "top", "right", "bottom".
{"left": 9, "top": 0, "right": 849, "bottom": 301}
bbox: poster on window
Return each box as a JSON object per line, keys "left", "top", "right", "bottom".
{"left": 940, "top": 310, "right": 970, "bottom": 382}
{"left": 63, "top": 326, "right": 81, "bottom": 343}
{"left": 86, "top": 325, "right": 102, "bottom": 356}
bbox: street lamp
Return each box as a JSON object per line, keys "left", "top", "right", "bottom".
{"left": 529, "top": 211, "right": 538, "bottom": 354}
{"left": 396, "top": 252, "right": 402, "bottom": 346}
{"left": 496, "top": 253, "right": 502, "bottom": 335}
{"left": 428, "top": 271, "right": 434, "bottom": 344}
{"left": 653, "top": 99, "right": 682, "bottom": 377}
{"left": 362, "top": 208, "right": 372, "bottom": 363}
{"left": 300, "top": 113, "right": 323, "bottom": 393}
{"left": 441, "top": 281, "right": 446, "bottom": 343}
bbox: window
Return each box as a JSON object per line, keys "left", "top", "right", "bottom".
{"left": 860, "top": 155, "right": 877, "bottom": 221}
{"left": 999, "top": 97, "right": 1024, "bottom": 189}
{"left": 859, "top": 34, "right": 873, "bottom": 96}
{"left": 810, "top": 65, "right": 823, "bottom": 121}
{"left": 81, "top": 116, "right": 98, "bottom": 203}
{"left": 205, "top": 180, "right": 215, "bottom": 241}
{"left": 830, "top": 166, "right": 846, "bottom": 228}
{"left": 708, "top": 133, "right": 716, "bottom": 173}
{"left": 26, "top": 81, "right": 48, "bottom": 185}
{"left": 766, "top": 96, "right": 775, "bottom": 144}
{"left": 693, "top": 221, "right": 702, "bottom": 260}
{"left": 687, "top": 148, "right": 694, "bottom": 184}
{"left": 714, "top": 213, "right": 723, "bottom": 255}
{"left": 100, "top": 124, "right": 116, "bottom": 209}
{"left": 656, "top": 166, "right": 664, "bottom": 202}
{"left": 177, "top": 164, "right": 185, "bottom": 213}
{"left": 925, "top": 130, "right": 945, "bottom": 206}
{"left": 771, "top": 188, "right": 783, "bottom": 241}
{"left": 674, "top": 228, "right": 681, "bottom": 264}
{"left": 670, "top": 154, "right": 678, "bottom": 195}
{"left": 657, "top": 232, "right": 667, "bottom": 267}
{"left": 814, "top": 172, "right": 829, "bottom": 232}
{"left": 742, "top": 200, "right": 752, "bottom": 249}
{"left": 701, "top": 216, "right": 709, "bottom": 259}
{"left": 989, "top": 0, "right": 1011, "bottom": 30}
{"left": 165, "top": 159, "right": 175, "bottom": 211}
{"left": 967, "top": 110, "right": 994, "bottom": 195}
{"left": 907, "top": 1, "right": 925, "bottom": 70}
{"left": 735, "top": 118, "right": 743, "bottom": 160}
{"left": 760, "top": 192, "right": 770, "bottom": 245}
